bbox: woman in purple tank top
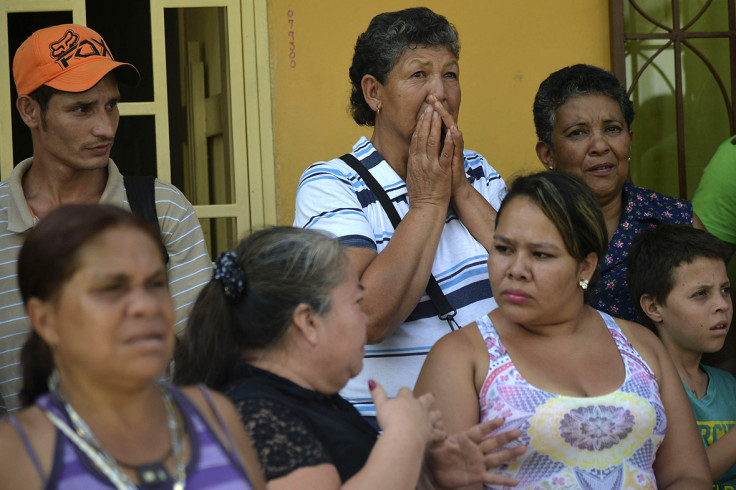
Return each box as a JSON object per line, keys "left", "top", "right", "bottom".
{"left": 0, "top": 204, "right": 265, "bottom": 489}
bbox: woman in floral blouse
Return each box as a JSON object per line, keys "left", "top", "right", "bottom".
{"left": 415, "top": 172, "right": 710, "bottom": 489}
{"left": 533, "top": 64, "right": 695, "bottom": 323}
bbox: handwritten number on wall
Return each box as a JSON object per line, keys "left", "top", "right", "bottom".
{"left": 287, "top": 9, "right": 296, "bottom": 68}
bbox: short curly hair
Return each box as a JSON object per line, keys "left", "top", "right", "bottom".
{"left": 348, "top": 7, "right": 459, "bottom": 126}
{"left": 533, "top": 64, "right": 634, "bottom": 145}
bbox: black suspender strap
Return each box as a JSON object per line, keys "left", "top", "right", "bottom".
{"left": 341, "top": 155, "right": 401, "bottom": 225}
{"left": 123, "top": 175, "right": 170, "bottom": 264}
{"left": 339, "top": 153, "right": 459, "bottom": 331}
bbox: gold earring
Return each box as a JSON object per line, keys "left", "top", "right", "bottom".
{"left": 579, "top": 278, "right": 589, "bottom": 290}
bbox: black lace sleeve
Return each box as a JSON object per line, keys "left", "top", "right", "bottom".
{"left": 233, "top": 397, "right": 332, "bottom": 481}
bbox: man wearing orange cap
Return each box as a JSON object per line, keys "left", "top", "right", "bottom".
{"left": 0, "top": 24, "right": 213, "bottom": 414}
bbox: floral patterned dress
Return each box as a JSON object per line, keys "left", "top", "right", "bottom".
{"left": 589, "top": 182, "right": 692, "bottom": 323}
{"left": 477, "top": 311, "right": 665, "bottom": 489}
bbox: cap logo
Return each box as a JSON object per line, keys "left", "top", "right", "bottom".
{"left": 48, "top": 28, "right": 112, "bottom": 70}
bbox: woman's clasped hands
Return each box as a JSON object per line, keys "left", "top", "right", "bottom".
{"left": 406, "top": 95, "right": 469, "bottom": 211}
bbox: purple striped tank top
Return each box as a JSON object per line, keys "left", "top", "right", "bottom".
{"left": 13, "top": 383, "right": 254, "bottom": 489}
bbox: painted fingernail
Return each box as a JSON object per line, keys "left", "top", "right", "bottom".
{"left": 368, "top": 379, "right": 377, "bottom": 390}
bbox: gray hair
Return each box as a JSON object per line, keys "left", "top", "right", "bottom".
{"left": 174, "top": 226, "right": 347, "bottom": 388}
{"left": 349, "top": 7, "right": 460, "bottom": 126}
{"left": 533, "top": 64, "right": 634, "bottom": 145}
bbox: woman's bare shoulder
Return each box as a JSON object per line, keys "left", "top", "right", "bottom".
{"left": 417, "top": 319, "right": 489, "bottom": 392}
{"left": 178, "top": 385, "right": 267, "bottom": 489}
{"left": 431, "top": 320, "right": 484, "bottom": 357}
{"left": 0, "top": 406, "right": 54, "bottom": 445}
{"left": 611, "top": 315, "right": 666, "bottom": 377}
{"left": 615, "top": 317, "right": 661, "bottom": 347}
{"left": 0, "top": 406, "right": 54, "bottom": 489}
{"left": 179, "top": 385, "right": 235, "bottom": 420}
{"left": 178, "top": 385, "right": 244, "bottom": 438}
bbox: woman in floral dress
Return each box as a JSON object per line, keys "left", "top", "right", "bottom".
{"left": 533, "top": 64, "right": 695, "bottom": 323}
{"left": 415, "top": 172, "right": 710, "bottom": 489}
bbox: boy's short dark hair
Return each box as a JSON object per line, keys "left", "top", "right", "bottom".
{"left": 627, "top": 224, "right": 731, "bottom": 330}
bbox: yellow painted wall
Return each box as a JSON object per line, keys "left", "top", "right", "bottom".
{"left": 268, "top": 1, "right": 611, "bottom": 225}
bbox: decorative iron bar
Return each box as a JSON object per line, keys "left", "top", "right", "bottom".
{"left": 610, "top": 0, "right": 736, "bottom": 198}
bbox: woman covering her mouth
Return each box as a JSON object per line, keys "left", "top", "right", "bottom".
{"left": 293, "top": 6, "right": 507, "bottom": 428}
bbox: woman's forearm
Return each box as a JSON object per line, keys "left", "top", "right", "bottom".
{"left": 343, "top": 422, "right": 427, "bottom": 490}
{"left": 353, "top": 202, "right": 448, "bottom": 343}
{"left": 451, "top": 182, "right": 496, "bottom": 253}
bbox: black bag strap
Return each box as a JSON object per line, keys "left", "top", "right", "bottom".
{"left": 339, "top": 153, "right": 459, "bottom": 330}
{"left": 123, "top": 175, "right": 169, "bottom": 264}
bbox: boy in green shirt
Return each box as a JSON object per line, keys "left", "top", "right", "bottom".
{"left": 629, "top": 224, "right": 735, "bottom": 489}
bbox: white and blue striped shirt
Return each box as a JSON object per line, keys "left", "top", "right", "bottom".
{"left": 294, "top": 137, "right": 505, "bottom": 416}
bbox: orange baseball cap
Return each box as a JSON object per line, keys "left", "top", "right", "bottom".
{"left": 13, "top": 24, "right": 140, "bottom": 96}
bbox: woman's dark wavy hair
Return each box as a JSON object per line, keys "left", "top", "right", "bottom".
{"left": 18, "top": 204, "right": 165, "bottom": 406}
{"left": 495, "top": 171, "right": 608, "bottom": 298}
{"left": 533, "top": 64, "right": 635, "bottom": 145}
{"left": 349, "top": 7, "right": 459, "bottom": 126}
{"left": 174, "top": 226, "right": 346, "bottom": 390}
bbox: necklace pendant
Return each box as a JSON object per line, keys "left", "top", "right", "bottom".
{"left": 137, "top": 461, "right": 171, "bottom": 487}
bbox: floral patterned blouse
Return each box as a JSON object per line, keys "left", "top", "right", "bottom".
{"left": 477, "top": 311, "right": 666, "bottom": 489}
{"left": 589, "top": 182, "right": 692, "bottom": 323}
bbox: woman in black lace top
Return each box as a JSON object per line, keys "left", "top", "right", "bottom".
{"left": 174, "top": 227, "right": 524, "bottom": 489}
